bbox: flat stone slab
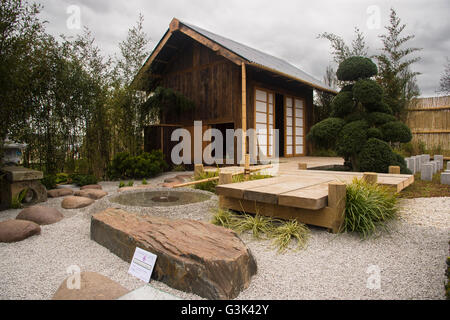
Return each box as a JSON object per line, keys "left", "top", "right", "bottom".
{"left": 16, "top": 206, "right": 63, "bottom": 225}
{"left": 62, "top": 196, "right": 95, "bottom": 209}
{"left": 91, "top": 208, "right": 257, "bottom": 300}
{"left": 80, "top": 185, "right": 102, "bottom": 190}
{"left": 52, "top": 272, "right": 129, "bottom": 300}
{"left": 74, "top": 189, "right": 108, "bottom": 200}
{"left": 1, "top": 166, "right": 43, "bottom": 182}
{"left": 0, "top": 220, "right": 41, "bottom": 243}
{"left": 118, "top": 285, "right": 182, "bottom": 300}
{"left": 48, "top": 188, "right": 74, "bottom": 198}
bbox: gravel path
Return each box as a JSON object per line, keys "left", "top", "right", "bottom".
{"left": 0, "top": 173, "right": 448, "bottom": 300}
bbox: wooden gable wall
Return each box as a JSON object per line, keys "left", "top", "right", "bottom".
{"left": 160, "top": 40, "right": 242, "bottom": 128}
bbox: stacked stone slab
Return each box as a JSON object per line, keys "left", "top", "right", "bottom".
{"left": 441, "top": 172, "right": 450, "bottom": 185}
{"left": 421, "top": 163, "right": 434, "bottom": 181}
{"left": 447, "top": 161, "right": 450, "bottom": 172}
{"left": 405, "top": 157, "right": 416, "bottom": 174}
{"left": 434, "top": 155, "right": 444, "bottom": 171}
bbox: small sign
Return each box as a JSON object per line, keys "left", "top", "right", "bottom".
{"left": 128, "top": 247, "right": 157, "bottom": 283}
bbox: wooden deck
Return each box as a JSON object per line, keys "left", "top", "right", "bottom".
{"left": 215, "top": 163, "right": 414, "bottom": 233}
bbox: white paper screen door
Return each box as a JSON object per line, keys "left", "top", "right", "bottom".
{"left": 255, "top": 88, "right": 275, "bottom": 158}
{"left": 285, "top": 97, "right": 304, "bottom": 157}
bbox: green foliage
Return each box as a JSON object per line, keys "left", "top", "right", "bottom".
{"left": 55, "top": 173, "right": 69, "bottom": 185}
{"left": 270, "top": 220, "right": 310, "bottom": 253}
{"left": 69, "top": 174, "right": 98, "bottom": 187}
{"left": 392, "top": 152, "right": 412, "bottom": 174}
{"left": 142, "top": 86, "right": 196, "bottom": 115}
{"left": 331, "top": 91, "right": 355, "bottom": 117}
{"left": 359, "top": 138, "right": 395, "bottom": 173}
{"left": 193, "top": 170, "right": 219, "bottom": 193}
{"left": 343, "top": 178, "right": 398, "bottom": 238}
{"left": 336, "top": 56, "right": 378, "bottom": 81}
{"left": 127, "top": 181, "right": 134, "bottom": 187}
{"left": 380, "top": 121, "right": 413, "bottom": 143}
{"left": 118, "top": 181, "right": 125, "bottom": 188}
{"left": 172, "top": 164, "right": 186, "bottom": 172}
{"left": 307, "top": 118, "right": 346, "bottom": 149}
{"left": 41, "top": 175, "right": 57, "bottom": 190}
{"left": 353, "top": 79, "right": 383, "bottom": 105}
{"left": 366, "top": 112, "right": 397, "bottom": 126}
{"left": 142, "top": 179, "right": 147, "bottom": 185}
{"left": 210, "top": 209, "right": 310, "bottom": 253}
{"left": 10, "top": 188, "right": 29, "bottom": 209}
{"left": 108, "top": 150, "right": 168, "bottom": 180}
{"left": 337, "top": 120, "right": 369, "bottom": 158}
{"left": 367, "top": 128, "right": 383, "bottom": 140}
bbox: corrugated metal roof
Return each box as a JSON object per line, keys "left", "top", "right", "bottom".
{"left": 180, "top": 20, "right": 336, "bottom": 93}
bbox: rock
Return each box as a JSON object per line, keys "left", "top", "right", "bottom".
{"left": 62, "top": 196, "right": 94, "bottom": 209}
{"left": 74, "top": 189, "right": 108, "bottom": 200}
{"left": 16, "top": 206, "right": 63, "bottom": 225}
{"left": 91, "top": 208, "right": 257, "bottom": 300}
{"left": 52, "top": 272, "right": 129, "bottom": 300}
{"left": 161, "top": 182, "right": 180, "bottom": 188}
{"left": 80, "top": 185, "right": 102, "bottom": 190}
{"left": 0, "top": 220, "right": 41, "bottom": 243}
{"left": 48, "top": 188, "right": 74, "bottom": 198}
{"left": 441, "top": 172, "right": 450, "bottom": 185}
{"left": 117, "top": 185, "right": 153, "bottom": 193}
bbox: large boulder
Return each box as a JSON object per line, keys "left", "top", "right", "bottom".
{"left": 48, "top": 188, "right": 74, "bottom": 198}
{"left": 62, "top": 196, "right": 95, "bottom": 209}
{"left": 52, "top": 272, "right": 129, "bottom": 300}
{"left": 74, "top": 189, "right": 108, "bottom": 200}
{"left": 91, "top": 208, "right": 257, "bottom": 300}
{"left": 0, "top": 220, "right": 41, "bottom": 243}
{"left": 80, "top": 185, "right": 102, "bottom": 190}
{"left": 16, "top": 206, "right": 63, "bottom": 225}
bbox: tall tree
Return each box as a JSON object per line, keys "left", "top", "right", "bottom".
{"left": 318, "top": 27, "right": 369, "bottom": 65}
{"left": 314, "top": 65, "right": 337, "bottom": 122}
{"left": 439, "top": 58, "right": 450, "bottom": 95}
{"left": 0, "top": 0, "right": 45, "bottom": 160}
{"left": 375, "top": 8, "right": 422, "bottom": 119}
{"left": 111, "top": 14, "right": 150, "bottom": 156}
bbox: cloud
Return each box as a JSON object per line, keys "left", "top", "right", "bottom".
{"left": 36, "top": 0, "right": 450, "bottom": 96}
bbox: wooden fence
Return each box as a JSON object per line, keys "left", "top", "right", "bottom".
{"left": 405, "top": 96, "right": 450, "bottom": 150}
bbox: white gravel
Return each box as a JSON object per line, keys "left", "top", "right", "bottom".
{"left": 0, "top": 172, "right": 448, "bottom": 300}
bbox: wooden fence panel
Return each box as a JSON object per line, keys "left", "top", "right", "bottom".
{"left": 405, "top": 96, "right": 450, "bottom": 150}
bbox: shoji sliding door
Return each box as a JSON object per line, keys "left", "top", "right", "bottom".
{"left": 255, "top": 88, "right": 275, "bottom": 158}
{"left": 285, "top": 96, "right": 305, "bottom": 157}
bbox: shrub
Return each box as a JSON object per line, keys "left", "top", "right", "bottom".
{"left": 118, "top": 181, "right": 125, "bottom": 188}
{"left": 337, "top": 120, "right": 369, "bottom": 158}
{"left": 69, "top": 174, "right": 98, "bottom": 187}
{"left": 270, "top": 220, "right": 310, "bottom": 253}
{"left": 41, "top": 175, "right": 57, "bottom": 190}
{"left": 343, "top": 178, "right": 398, "bottom": 238}
{"left": 367, "top": 128, "right": 383, "bottom": 140}
{"left": 307, "top": 118, "right": 346, "bottom": 149}
{"left": 193, "top": 170, "right": 219, "bottom": 193}
{"left": 359, "top": 138, "right": 395, "bottom": 173}
{"left": 336, "top": 56, "right": 378, "bottom": 81}
{"left": 142, "top": 179, "right": 148, "bottom": 185}
{"left": 391, "top": 152, "right": 412, "bottom": 174}
{"left": 366, "top": 112, "right": 396, "bottom": 126}
{"left": 127, "top": 181, "right": 134, "bottom": 187}
{"left": 108, "top": 150, "right": 168, "bottom": 180}
{"left": 55, "top": 173, "right": 69, "bottom": 185}
{"left": 331, "top": 91, "right": 355, "bottom": 117}
{"left": 353, "top": 79, "right": 383, "bottom": 106}
{"left": 381, "top": 121, "right": 413, "bottom": 143}
{"left": 344, "top": 111, "right": 367, "bottom": 123}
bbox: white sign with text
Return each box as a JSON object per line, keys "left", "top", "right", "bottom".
{"left": 128, "top": 247, "right": 157, "bottom": 283}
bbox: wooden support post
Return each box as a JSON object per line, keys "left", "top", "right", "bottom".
{"left": 389, "top": 166, "right": 401, "bottom": 174}
{"left": 241, "top": 63, "right": 247, "bottom": 164}
{"left": 327, "top": 182, "right": 346, "bottom": 234}
{"left": 219, "top": 172, "right": 234, "bottom": 185}
{"left": 244, "top": 154, "right": 251, "bottom": 181}
{"left": 194, "top": 164, "right": 204, "bottom": 178}
{"left": 363, "top": 172, "right": 378, "bottom": 184}
{"left": 298, "top": 163, "right": 308, "bottom": 170}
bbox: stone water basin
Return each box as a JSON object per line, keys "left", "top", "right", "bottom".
{"left": 110, "top": 190, "right": 211, "bottom": 208}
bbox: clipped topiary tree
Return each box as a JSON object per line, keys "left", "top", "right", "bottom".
{"left": 308, "top": 56, "right": 412, "bottom": 173}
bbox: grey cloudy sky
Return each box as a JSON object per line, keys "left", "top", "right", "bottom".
{"left": 36, "top": 0, "right": 449, "bottom": 97}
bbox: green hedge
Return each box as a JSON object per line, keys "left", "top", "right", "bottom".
{"left": 359, "top": 138, "right": 395, "bottom": 173}
{"left": 337, "top": 120, "right": 369, "bottom": 157}
{"left": 336, "top": 56, "right": 378, "bottom": 81}
{"left": 381, "top": 121, "right": 413, "bottom": 143}
{"left": 353, "top": 79, "right": 383, "bottom": 106}
{"left": 108, "top": 150, "right": 168, "bottom": 180}
{"left": 307, "top": 118, "right": 346, "bottom": 149}
{"left": 331, "top": 91, "right": 355, "bottom": 117}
